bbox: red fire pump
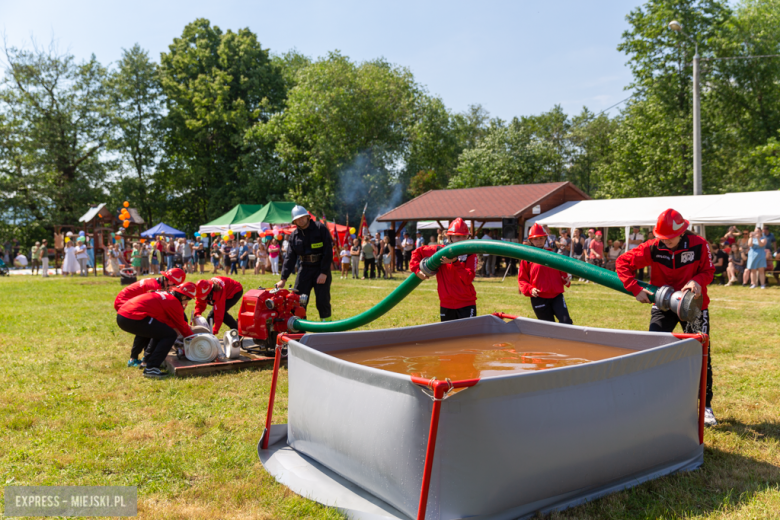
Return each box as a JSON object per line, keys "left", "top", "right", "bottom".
{"left": 237, "top": 287, "right": 308, "bottom": 353}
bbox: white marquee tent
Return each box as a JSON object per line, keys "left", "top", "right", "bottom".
{"left": 526, "top": 190, "right": 780, "bottom": 236}
{"left": 523, "top": 190, "right": 780, "bottom": 257}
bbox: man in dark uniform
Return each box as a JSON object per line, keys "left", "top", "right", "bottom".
{"left": 275, "top": 205, "right": 333, "bottom": 321}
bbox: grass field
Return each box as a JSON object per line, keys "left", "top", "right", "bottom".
{"left": 1, "top": 271, "right": 779, "bottom": 519}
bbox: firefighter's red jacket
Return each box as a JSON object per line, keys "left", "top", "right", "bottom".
{"left": 118, "top": 291, "right": 194, "bottom": 337}
{"left": 517, "top": 260, "right": 569, "bottom": 299}
{"left": 194, "top": 276, "right": 243, "bottom": 334}
{"left": 114, "top": 278, "right": 162, "bottom": 311}
{"left": 616, "top": 234, "right": 714, "bottom": 310}
{"left": 410, "top": 245, "right": 478, "bottom": 309}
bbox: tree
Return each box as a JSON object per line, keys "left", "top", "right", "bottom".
{"left": 518, "top": 105, "right": 573, "bottom": 182}
{"left": 255, "top": 51, "right": 418, "bottom": 220}
{"left": 405, "top": 103, "right": 491, "bottom": 197}
{"left": 705, "top": 0, "right": 780, "bottom": 192}
{"left": 568, "top": 108, "right": 617, "bottom": 195}
{"left": 597, "top": 0, "right": 739, "bottom": 198}
{"left": 158, "top": 19, "right": 286, "bottom": 230}
{"left": 106, "top": 44, "right": 164, "bottom": 225}
{"left": 449, "top": 118, "right": 557, "bottom": 189}
{"left": 0, "top": 41, "right": 110, "bottom": 241}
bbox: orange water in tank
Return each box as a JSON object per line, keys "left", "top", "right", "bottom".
{"left": 328, "top": 333, "right": 630, "bottom": 381}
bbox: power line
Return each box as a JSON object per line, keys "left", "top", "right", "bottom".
{"left": 702, "top": 53, "right": 780, "bottom": 62}
{"left": 596, "top": 96, "right": 633, "bottom": 117}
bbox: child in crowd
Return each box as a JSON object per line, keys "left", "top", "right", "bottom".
{"left": 131, "top": 243, "right": 142, "bottom": 276}
{"left": 588, "top": 230, "right": 605, "bottom": 267}
{"left": 211, "top": 242, "right": 221, "bottom": 274}
{"left": 340, "top": 244, "right": 351, "bottom": 279}
{"left": 518, "top": 223, "right": 573, "bottom": 324}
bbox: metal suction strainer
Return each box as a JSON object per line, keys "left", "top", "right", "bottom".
{"left": 669, "top": 290, "right": 702, "bottom": 322}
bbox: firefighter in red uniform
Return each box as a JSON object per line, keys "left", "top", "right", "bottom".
{"left": 616, "top": 208, "right": 717, "bottom": 426}
{"left": 519, "top": 223, "right": 573, "bottom": 324}
{"left": 115, "top": 268, "right": 186, "bottom": 367}
{"left": 193, "top": 276, "right": 244, "bottom": 334}
{"left": 113, "top": 268, "right": 186, "bottom": 311}
{"left": 117, "top": 282, "right": 196, "bottom": 379}
{"left": 411, "top": 218, "right": 478, "bottom": 322}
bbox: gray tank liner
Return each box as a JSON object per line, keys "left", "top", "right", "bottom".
{"left": 260, "top": 315, "right": 704, "bottom": 519}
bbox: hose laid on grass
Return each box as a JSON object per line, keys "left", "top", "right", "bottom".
{"left": 289, "top": 241, "right": 658, "bottom": 333}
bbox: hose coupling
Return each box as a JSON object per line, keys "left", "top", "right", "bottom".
{"left": 419, "top": 258, "right": 438, "bottom": 278}
{"left": 654, "top": 284, "right": 702, "bottom": 322}
{"left": 287, "top": 316, "right": 300, "bottom": 333}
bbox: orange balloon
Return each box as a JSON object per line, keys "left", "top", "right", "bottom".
{"left": 123, "top": 221, "right": 130, "bottom": 228}
{"left": 123, "top": 201, "right": 129, "bottom": 208}
{"left": 119, "top": 214, "right": 125, "bottom": 220}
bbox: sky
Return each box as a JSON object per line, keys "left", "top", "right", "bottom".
{"left": 1, "top": 0, "right": 647, "bottom": 121}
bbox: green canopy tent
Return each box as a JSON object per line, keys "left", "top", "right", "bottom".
{"left": 232, "top": 201, "right": 297, "bottom": 232}
{"left": 198, "top": 204, "right": 264, "bottom": 234}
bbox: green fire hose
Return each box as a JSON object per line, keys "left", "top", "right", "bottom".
{"left": 289, "top": 242, "right": 658, "bottom": 333}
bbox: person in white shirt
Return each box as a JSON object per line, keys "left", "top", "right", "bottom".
{"left": 40, "top": 239, "right": 49, "bottom": 277}
{"left": 481, "top": 231, "right": 495, "bottom": 277}
{"left": 14, "top": 253, "right": 28, "bottom": 268}
{"left": 339, "top": 243, "right": 351, "bottom": 279}
{"left": 75, "top": 239, "right": 89, "bottom": 276}
{"left": 401, "top": 232, "right": 414, "bottom": 271}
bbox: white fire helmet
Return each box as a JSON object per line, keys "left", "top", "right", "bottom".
{"left": 291, "top": 205, "right": 309, "bottom": 222}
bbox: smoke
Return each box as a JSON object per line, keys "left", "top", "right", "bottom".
{"left": 376, "top": 182, "right": 403, "bottom": 219}
{"left": 336, "top": 148, "right": 404, "bottom": 224}
{"left": 337, "top": 152, "right": 371, "bottom": 208}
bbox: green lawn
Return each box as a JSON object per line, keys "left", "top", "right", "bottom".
{"left": 1, "top": 272, "right": 778, "bottom": 519}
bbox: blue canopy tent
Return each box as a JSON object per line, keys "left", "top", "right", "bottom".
{"left": 141, "top": 223, "right": 186, "bottom": 238}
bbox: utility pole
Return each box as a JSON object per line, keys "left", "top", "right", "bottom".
{"left": 669, "top": 20, "right": 702, "bottom": 196}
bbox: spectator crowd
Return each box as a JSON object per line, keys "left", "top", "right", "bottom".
{"left": 2, "top": 224, "right": 778, "bottom": 289}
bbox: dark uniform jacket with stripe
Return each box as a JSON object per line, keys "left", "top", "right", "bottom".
{"left": 281, "top": 220, "right": 333, "bottom": 279}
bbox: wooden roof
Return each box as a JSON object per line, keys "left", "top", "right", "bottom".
{"left": 378, "top": 182, "right": 590, "bottom": 222}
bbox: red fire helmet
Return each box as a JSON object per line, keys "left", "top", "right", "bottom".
{"left": 164, "top": 268, "right": 186, "bottom": 285}
{"left": 447, "top": 218, "right": 470, "bottom": 236}
{"left": 653, "top": 208, "right": 689, "bottom": 240}
{"left": 171, "top": 282, "right": 197, "bottom": 300}
{"left": 527, "top": 223, "right": 547, "bottom": 239}
{"left": 195, "top": 279, "right": 213, "bottom": 300}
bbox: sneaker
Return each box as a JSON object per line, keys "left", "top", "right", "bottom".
{"left": 761, "top": 285, "right": 767, "bottom": 289}
{"left": 127, "top": 358, "right": 142, "bottom": 368}
{"left": 143, "top": 367, "right": 169, "bottom": 379}
{"left": 750, "top": 284, "right": 757, "bottom": 289}
{"left": 704, "top": 407, "right": 718, "bottom": 427}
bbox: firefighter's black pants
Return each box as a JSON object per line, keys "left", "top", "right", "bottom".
{"left": 529, "top": 294, "right": 573, "bottom": 325}
{"left": 117, "top": 314, "right": 177, "bottom": 369}
{"left": 294, "top": 266, "right": 332, "bottom": 319}
{"left": 440, "top": 305, "right": 477, "bottom": 322}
